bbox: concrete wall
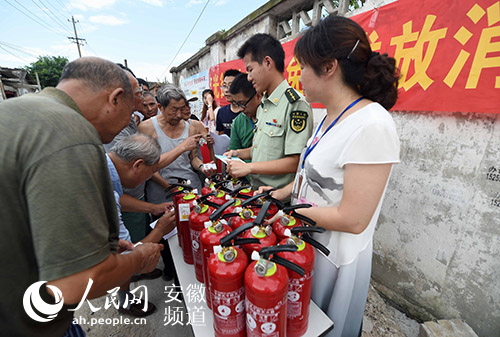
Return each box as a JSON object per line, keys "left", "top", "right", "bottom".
{"left": 373, "top": 110, "right": 500, "bottom": 337}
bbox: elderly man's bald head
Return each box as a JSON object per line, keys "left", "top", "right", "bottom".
{"left": 59, "top": 57, "right": 132, "bottom": 98}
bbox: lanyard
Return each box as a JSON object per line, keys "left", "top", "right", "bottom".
{"left": 301, "top": 97, "right": 363, "bottom": 169}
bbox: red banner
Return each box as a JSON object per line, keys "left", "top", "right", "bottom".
{"left": 210, "top": 0, "right": 499, "bottom": 114}
{"left": 353, "top": 0, "right": 499, "bottom": 114}
{"left": 209, "top": 59, "right": 245, "bottom": 107}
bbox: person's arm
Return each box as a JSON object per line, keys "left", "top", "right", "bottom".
{"left": 224, "top": 147, "right": 252, "bottom": 160}
{"left": 227, "top": 154, "right": 300, "bottom": 178}
{"left": 141, "top": 210, "right": 176, "bottom": 243}
{"left": 189, "top": 145, "right": 204, "bottom": 173}
{"left": 137, "top": 119, "right": 154, "bottom": 137}
{"left": 209, "top": 106, "right": 217, "bottom": 121}
{"left": 120, "top": 194, "right": 171, "bottom": 216}
{"left": 151, "top": 172, "right": 170, "bottom": 189}
{"left": 157, "top": 135, "right": 201, "bottom": 169}
{"left": 257, "top": 182, "right": 294, "bottom": 201}
{"left": 187, "top": 124, "right": 217, "bottom": 176}
{"left": 297, "top": 163, "right": 392, "bottom": 234}
{"left": 47, "top": 242, "right": 163, "bottom": 304}
{"left": 190, "top": 120, "right": 216, "bottom": 162}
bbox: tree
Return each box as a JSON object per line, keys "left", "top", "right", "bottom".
{"left": 26, "top": 56, "right": 69, "bottom": 88}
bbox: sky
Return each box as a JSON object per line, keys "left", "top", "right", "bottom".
{"left": 0, "top": 0, "right": 270, "bottom": 82}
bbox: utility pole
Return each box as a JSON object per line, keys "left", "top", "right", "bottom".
{"left": 68, "top": 16, "right": 86, "bottom": 58}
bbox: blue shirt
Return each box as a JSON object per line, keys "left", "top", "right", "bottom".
{"left": 106, "top": 154, "right": 132, "bottom": 242}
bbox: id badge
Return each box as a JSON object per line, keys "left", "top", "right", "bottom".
{"left": 295, "top": 167, "right": 305, "bottom": 200}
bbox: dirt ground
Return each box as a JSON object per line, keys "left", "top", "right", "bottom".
{"left": 363, "top": 284, "right": 421, "bottom": 337}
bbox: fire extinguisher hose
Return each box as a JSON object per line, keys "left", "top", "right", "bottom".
{"left": 270, "top": 255, "right": 305, "bottom": 277}
{"left": 209, "top": 199, "right": 236, "bottom": 221}
{"left": 220, "top": 222, "right": 257, "bottom": 247}
{"left": 290, "top": 227, "right": 331, "bottom": 256}
{"left": 258, "top": 245, "right": 305, "bottom": 276}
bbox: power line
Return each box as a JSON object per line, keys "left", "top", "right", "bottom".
{"left": 76, "top": 21, "right": 98, "bottom": 56}
{"left": 43, "top": 0, "right": 73, "bottom": 22}
{"left": 12, "top": 0, "right": 67, "bottom": 35}
{"left": 29, "top": 0, "right": 72, "bottom": 34}
{"left": 158, "top": 0, "right": 211, "bottom": 80}
{"left": 0, "top": 41, "right": 38, "bottom": 58}
{"left": 0, "top": 40, "right": 41, "bottom": 56}
{"left": 52, "top": 0, "right": 71, "bottom": 16}
{"left": 3, "top": 0, "right": 68, "bottom": 38}
{"left": 38, "top": 0, "right": 73, "bottom": 34}
{"left": 0, "top": 45, "right": 30, "bottom": 63}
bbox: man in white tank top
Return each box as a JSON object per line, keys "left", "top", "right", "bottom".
{"left": 139, "top": 84, "right": 216, "bottom": 203}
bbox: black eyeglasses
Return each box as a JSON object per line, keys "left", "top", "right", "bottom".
{"left": 233, "top": 93, "right": 256, "bottom": 109}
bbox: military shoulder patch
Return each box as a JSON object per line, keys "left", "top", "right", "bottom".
{"left": 285, "top": 88, "right": 299, "bottom": 104}
{"left": 290, "top": 111, "right": 308, "bottom": 133}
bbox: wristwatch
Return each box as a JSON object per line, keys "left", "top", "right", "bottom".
{"left": 198, "top": 163, "right": 204, "bottom": 171}
{"left": 207, "top": 104, "right": 212, "bottom": 108}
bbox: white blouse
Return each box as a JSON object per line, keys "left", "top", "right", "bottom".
{"left": 291, "top": 102, "right": 400, "bottom": 267}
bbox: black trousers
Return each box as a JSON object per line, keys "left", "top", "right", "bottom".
{"left": 149, "top": 214, "right": 178, "bottom": 283}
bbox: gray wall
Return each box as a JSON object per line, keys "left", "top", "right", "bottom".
{"left": 373, "top": 110, "right": 500, "bottom": 337}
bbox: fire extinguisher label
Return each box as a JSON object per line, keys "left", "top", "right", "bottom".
{"left": 246, "top": 299, "right": 285, "bottom": 336}
{"left": 288, "top": 270, "right": 313, "bottom": 319}
{"left": 178, "top": 203, "right": 190, "bottom": 221}
{"left": 190, "top": 229, "right": 202, "bottom": 264}
{"left": 212, "top": 287, "right": 246, "bottom": 334}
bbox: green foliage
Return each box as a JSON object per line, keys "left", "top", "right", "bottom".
{"left": 26, "top": 56, "right": 69, "bottom": 88}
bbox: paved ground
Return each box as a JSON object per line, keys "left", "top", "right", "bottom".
{"left": 75, "top": 261, "right": 420, "bottom": 337}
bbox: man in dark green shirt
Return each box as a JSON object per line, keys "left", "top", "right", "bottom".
{"left": 227, "top": 73, "right": 262, "bottom": 155}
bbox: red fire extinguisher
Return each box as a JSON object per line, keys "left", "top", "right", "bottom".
{"left": 207, "top": 181, "right": 230, "bottom": 206}
{"left": 229, "top": 184, "right": 254, "bottom": 199}
{"left": 245, "top": 245, "right": 305, "bottom": 337}
{"left": 208, "top": 223, "right": 260, "bottom": 337}
{"left": 238, "top": 190, "right": 284, "bottom": 218}
{"left": 202, "top": 174, "right": 225, "bottom": 196}
{"left": 220, "top": 185, "right": 253, "bottom": 217}
{"left": 222, "top": 197, "right": 244, "bottom": 217}
{"left": 272, "top": 204, "right": 317, "bottom": 241}
{"left": 278, "top": 226, "right": 330, "bottom": 337}
{"left": 165, "top": 180, "right": 195, "bottom": 248}
{"left": 189, "top": 194, "right": 221, "bottom": 282}
{"left": 242, "top": 200, "right": 277, "bottom": 258}
{"left": 200, "top": 201, "right": 234, "bottom": 309}
{"left": 175, "top": 189, "right": 199, "bottom": 264}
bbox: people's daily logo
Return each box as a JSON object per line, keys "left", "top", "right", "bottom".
{"left": 23, "top": 281, "right": 64, "bottom": 322}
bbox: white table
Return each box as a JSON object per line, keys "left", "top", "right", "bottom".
{"left": 168, "top": 236, "right": 334, "bottom": 337}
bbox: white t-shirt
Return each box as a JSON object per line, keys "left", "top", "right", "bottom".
{"left": 291, "top": 102, "right": 400, "bottom": 267}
